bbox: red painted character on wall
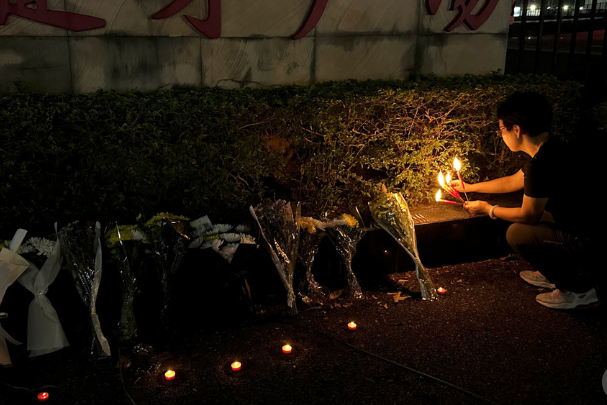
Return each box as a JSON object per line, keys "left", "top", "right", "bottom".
{"left": 0, "top": 0, "right": 498, "bottom": 35}
{"left": 0, "top": 0, "right": 105, "bottom": 31}
{"left": 152, "top": 0, "right": 327, "bottom": 39}
{"left": 425, "top": 0, "right": 500, "bottom": 31}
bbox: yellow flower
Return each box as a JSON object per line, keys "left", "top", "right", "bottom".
{"left": 104, "top": 224, "right": 141, "bottom": 248}
{"left": 144, "top": 212, "right": 189, "bottom": 228}
{"left": 299, "top": 217, "right": 319, "bottom": 234}
{"left": 339, "top": 214, "right": 358, "bottom": 228}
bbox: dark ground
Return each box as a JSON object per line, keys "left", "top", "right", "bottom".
{"left": 2, "top": 256, "right": 607, "bottom": 404}
{"left": 1, "top": 202, "right": 607, "bottom": 405}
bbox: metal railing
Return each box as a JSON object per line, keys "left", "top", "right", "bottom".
{"left": 506, "top": 0, "right": 607, "bottom": 93}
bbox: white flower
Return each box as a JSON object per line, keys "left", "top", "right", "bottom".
{"left": 203, "top": 226, "right": 220, "bottom": 236}
{"left": 220, "top": 233, "right": 241, "bottom": 243}
{"left": 199, "top": 241, "right": 214, "bottom": 250}
{"left": 16, "top": 244, "right": 36, "bottom": 255}
{"left": 19, "top": 237, "right": 56, "bottom": 257}
{"left": 188, "top": 236, "right": 205, "bottom": 249}
{"left": 215, "top": 224, "right": 232, "bottom": 233}
{"left": 235, "top": 224, "right": 251, "bottom": 233}
{"left": 240, "top": 234, "right": 256, "bottom": 244}
{"left": 131, "top": 229, "right": 147, "bottom": 242}
{"left": 213, "top": 242, "right": 239, "bottom": 263}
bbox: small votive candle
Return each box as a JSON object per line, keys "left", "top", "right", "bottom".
{"left": 348, "top": 321, "right": 357, "bottom": 330}
{"left": 282, "top": 344, "right": 292, "bottom": 354}
{"left": 37, "top": 392, "right": 49, "bottom": 402}
{"left": 437, "top": 287, "right": 447, "bottom": 295}
{"left": 164, "top": 370, "right": 176, "bottom": 380}
{"left": 231, "top": 361, "right": 242, "bottom": 371}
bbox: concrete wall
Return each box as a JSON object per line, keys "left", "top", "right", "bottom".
{"left": 0, "top": 0, "right": 511, "bottom": 93}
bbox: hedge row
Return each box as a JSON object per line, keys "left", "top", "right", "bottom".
{"left": 0, "top": 74, "right": 585, "bottom": 238}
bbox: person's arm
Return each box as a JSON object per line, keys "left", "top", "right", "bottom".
{"left": 464, "top": 195, "right": 548, "bottom": 224}
{"left": 452, "top": 169, "right": 524, "bottom": 194}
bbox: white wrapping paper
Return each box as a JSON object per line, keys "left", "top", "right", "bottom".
{"left": 18, "top": 225, "right": 69, "bottom": 357}
{"left": 0, "top": 246, "right": 30, "bottom": 365}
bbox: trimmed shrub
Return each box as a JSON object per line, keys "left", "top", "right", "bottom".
{"left": 0, "top": 74, "right": 584, "bottom": 237}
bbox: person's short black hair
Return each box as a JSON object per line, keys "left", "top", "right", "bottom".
{"left": 497, "top": 91, "right": 553, "bottom": 137}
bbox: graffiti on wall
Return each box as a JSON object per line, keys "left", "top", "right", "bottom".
{"left": 1, "top": 0, "right": 498, "bottom": 35}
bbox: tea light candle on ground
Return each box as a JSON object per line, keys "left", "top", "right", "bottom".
{"left": 231, "top": 361, "right": 242, "bottom": 371}
{"left": 37, "top": 392, "right": 49, "bottom": 402}
{"left": 348, "top": 321, "right": 357, "bottom": 330}
{"left": 164, "top": 370, "right": 176, "bottom": 380}
{"left": 437, "top": 287, "right": 447, "bottom": 295}
{"left": 282, "top": 344, "right": 292, "bottom": 354}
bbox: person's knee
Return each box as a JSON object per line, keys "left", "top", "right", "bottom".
{"left": 506, "top": 223, "right": 527, "bottom": 250}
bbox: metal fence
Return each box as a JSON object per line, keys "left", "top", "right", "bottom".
{"left": 506, "top": 0, "right": 607, "bottom": 97}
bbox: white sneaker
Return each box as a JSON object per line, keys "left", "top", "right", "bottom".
{"left": 520, "top": 271, "right": 556, "bottom": 289}
{"left": 535, "top": 288, "right": 599, "bottom": 309}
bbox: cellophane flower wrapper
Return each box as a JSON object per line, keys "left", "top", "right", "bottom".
{"left": 140, "top": 214, "right": 190, "bottom": 322}
{"left": 368, "top": 192, "right": 437, "bottom": 300}
{"left": 17, "top": 226, "right": 70, "bottom": 357}
{"left": 297, "top": 220, "right": 328, "bottom": 305}
{"left": 104, "top": 222, "right": 149, "bottom": 341}
{"left": 58, "top": 221, "right": 111, "bottom": 357}
{"left": 250, "top": 201, "right": 300, "bottom": 315}
{"left": 324, "top": 212, "right": 365, "bottom": 300}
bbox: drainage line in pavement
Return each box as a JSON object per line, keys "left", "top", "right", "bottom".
{"left": 281, "top": 321, "right": 503, "bottom": 405}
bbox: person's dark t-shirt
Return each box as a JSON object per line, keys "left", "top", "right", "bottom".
{"left": 522, "top": 137, "right": 595, "bottom": 237}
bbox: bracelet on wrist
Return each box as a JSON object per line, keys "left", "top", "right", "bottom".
{"left": 489, "top": 205, "right": 498, "bottom": 220}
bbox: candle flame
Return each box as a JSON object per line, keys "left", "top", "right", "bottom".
{"left": 454, "top": 157, "right": 461, "bottom": 171}
{"left": 435, "top": 189, "right": 442, "bottom": 202}
{"left": 438, "top": 171, "right": 445, "bottom": 187}
{"left": 446, "top": 172, "right": 452, "bottom": 184}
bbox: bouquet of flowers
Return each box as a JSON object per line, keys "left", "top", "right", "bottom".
{"left": 187, "top": 216, "right": 258, "bottom": 317}
{"left": 58, "top": 221, "right": 112, "bottom": 357}
{"left": 323, "top": 210, "right": 365, "bottom": 299}
{"left": 189, "top": 216, "right": 257, "bottom": 264}
{"left": 16, "top": 225, "right": 69, "bottom": 357}
{"left": 137, "top": 213, "right": 191, "bottom": 323}
{"left": 368, "top": 191, "right": 437, "bottom": 300}
{"left": 104, "top": 222, "right": 149, "bottom": 341}
{"left": 250, "top": 201, "right": 300, "bottom": 315}
{"left": 296, "top": 221, "right": 327, "bottom": 305}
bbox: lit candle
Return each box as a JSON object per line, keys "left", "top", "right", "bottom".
{"left": 348, "top": 321, "right": 357, "bottom": 330}
{"left": 282, "top": 344, "right": 292, "bottom": 354}
{"left": 164, "top": 370, "right": 176, "bottom": 380}
{"left": 435, "top": 190, "right": 459, "bottom": 205}
{"left": 437, "top": 287, "right": 447, "bottom": 295}
{"left": 231, "top": 361, "right": 242, "bottom": 371}
{"left": 438, "top": 172, "right": 464, "bottom": 203}
{"left": 453, "top": 157, "right": 469, "bottom": 201}
{"left": 37, "top": 392, "right": 49, "bottom": 402}
{"left": 445, "top": 172, "right": 463, "bottom": 201}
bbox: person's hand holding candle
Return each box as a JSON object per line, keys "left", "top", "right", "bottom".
{"left": 449, "top": 178, "right": 468, "bottom": 193}
{"left": 463, "top": 200, "right": 493, "bottom": 216}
